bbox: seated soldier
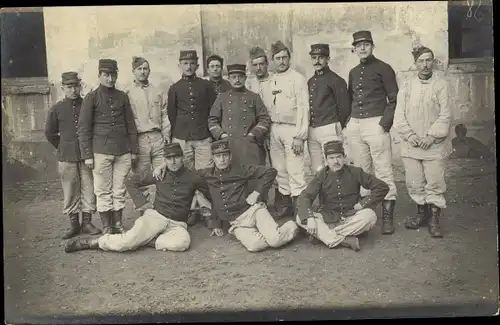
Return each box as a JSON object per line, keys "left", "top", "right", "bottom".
{"left": 296, "top": 140, "right": 389, "bottom": 251}
{"left": 450, "top": 124, "right": 493, "bottom": 161}
{"left": 200, "top": 138, "right": 299, "bottom": 252}
{"left": 64, "top": 143, "right": 211, "bottom": 253}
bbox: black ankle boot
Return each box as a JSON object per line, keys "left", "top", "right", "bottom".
{"left": 62, "top": 213, "right": 80, "bottom": 239}
{"left": 404, "top": 204, "right": 428, "bottom": 229}
{"left": 428, "top": 204, "right": 443, "bottom": 238}
{"left": 112, "top": 209, "right": 125, "bottom": 234}
{"left": 381, "top": 200, "right": 396, "bottom": 235}
{"left": 100, "top": 211, "right": 113, "bottom": 235}
{"left": 80, "top": 212, "right": 102, "bottom": 235}
{"left": 65, "top": 237, "right": 99, "bottom": 253}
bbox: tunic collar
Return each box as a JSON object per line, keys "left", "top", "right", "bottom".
{"left": 418, "top": 73, "right": 434, "bottom": 84}
{"left": 166, "top": 165, "right": 186, "bottom": 178}
{"left": 315, "top": 66, "right": 330, "bottom": 76}
{"left": 182, "top": 74, "right": 197, "bottom": 81}
{"left": 98, "top": 84, "right": 116, "bottom": 94}
{"left": 231, "top": 87, "right": 245, "bottom": 93}
{"left": 326, "top": 165, "right": 346, "bottom": 177}
{"left": 360, "top": 54, "right": 376, "bottom": 65}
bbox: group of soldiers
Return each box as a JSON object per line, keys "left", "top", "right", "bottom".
{"left": 45, "top": 29, "right": 452, "bottom": 255}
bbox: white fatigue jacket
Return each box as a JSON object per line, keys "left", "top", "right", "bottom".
{"left": 124, "top": 81, "right": 171, "bottom": 141}
{"left": 245, "top": 73, "right": 275, "bottom": 112}
{"left": 268, "top": 68, "right": 310, "bottom": 140}
{"left": 393, "top": 74, "right": 452, "bottom": 160}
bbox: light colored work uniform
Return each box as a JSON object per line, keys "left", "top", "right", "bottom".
{"left": 268, "top": 68, "right": 310, "bottom": 197}
{"left": 393, "top": 75, "right": 452, "bottom": 209}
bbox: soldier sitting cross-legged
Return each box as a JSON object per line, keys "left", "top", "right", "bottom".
{"left": 296, "top": 140, "right": 389, "bottom": 251}
{"left": 197, "top": 138, "right": 299, "bottom": 252}
{"left": 64, "top": 143, "right": 212, "bottom": 253}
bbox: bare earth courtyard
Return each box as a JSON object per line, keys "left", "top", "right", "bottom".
{"left": 3, "top": 158, "right": 499, "bottom": 321}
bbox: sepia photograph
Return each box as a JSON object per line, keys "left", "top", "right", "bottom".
{"left": 2, "top": 1, "right": 497, "bottom": 322}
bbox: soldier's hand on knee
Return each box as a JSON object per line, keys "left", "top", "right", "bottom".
{"left": 353, "top": 202, "right": 363, "bottom": 211}
{"left": 84, "top": 158, "right": 94, "bottom": 170}
{"left": 210, "top": 228, "right": 224, "bottom": 237}
{"left": 306, "top": 217, "right": 317, "bottom": 236}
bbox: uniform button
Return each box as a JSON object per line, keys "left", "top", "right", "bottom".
{"left": 229, "top": 101, "right": 232, "bottom": 104}
{"left": 191, "top": 105, "right": 194, "bottom": 108}
{"left": 244, "top": 125, "right": 247, "bottom": 128}
{"left": 244, "top": 101, "right": 247, "bottom": 104}
{"left": 243, "top": 117, "right": 246, "bottom": 120}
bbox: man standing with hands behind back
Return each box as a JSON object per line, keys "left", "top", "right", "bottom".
{"left": 345, "top": 31, "right": 399, "bottom": 235}
{"left": 78, "top": 59, "right": 139, "bottom": 235}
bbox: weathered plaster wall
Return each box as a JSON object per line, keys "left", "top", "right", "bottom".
{"left": 44, "top": 5, "right": 203, "bottom": 101}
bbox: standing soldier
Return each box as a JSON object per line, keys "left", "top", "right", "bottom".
{"left": 78, "top": 59, "right": 139, "bottom": 235}
{"left": 125, "top": 56, "right": 170, "bottom": 207}
{"left": 45, "top": 72, "right": 100, "bottom": 239}
{"left": 245, "top": 46, "right": 275, "bottom": 167}
{"left": 208, "top": 63, "right": 271, "bottom": 166}
{"left": 167, "top": 50, "right": 217, "bottom": 225}
{"left": 268, "top": 40, "right": 310, "bottom": 219}
{"left": 307, "top": 43, "right": 350, "bottom": 173}
{"left": 205, "top": 54, "right": 232, "bottom": 96}
{"left": 393, "top": 46, "right": 452, "bottom": 238}
{"left": 345, "top": 31, "right": 399, "bottom": 234}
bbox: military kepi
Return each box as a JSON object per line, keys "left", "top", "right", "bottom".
{"left": 164, "top": 143, "right": 183, "bottom": 158}
{"left": 227, "top": 64, "right": 246, "bottom": 75}
{"left": 211, "top": 139, "right": 231, "bottom": 154}
{"left": 323, "top": 140, "right": 344, "bottom": 156}
{"left": 179, "top": 50, "right": 198, "bottom": 60}
{"left": 98, "top": 59, "right": 118, "bottom": 72}
{"left": 352, "top": 30, "right": 373, "bottom": 45}
{"left": 309, "top": 43, "right": 330, "bottom": 56}
{"left": 61, "top": 71, "right": 81, "bottom": 85}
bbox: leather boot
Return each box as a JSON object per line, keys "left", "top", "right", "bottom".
{"left": 404, "top": 204, "right": 428, "bottom": 229}
{"left": 338, "top": 236, "right": 360, "bottom": 251}
{"left": 80, "top": 212, "right": 102, "bottom": 235}
{"left": 62, "top": 213, "right": 81, "bottom": 239}
{"left": 65, "top": 237, "right": 99, "bottom": 253}
{"left": 381, "top": 200, "right": 396, "bottom": 235}
{"left": 271, "top": 189, "right": 294, "bottom": 219}
{"left": 100, "top": 211, "right": 113, "bottom": 235}
{"left": 199, "top": 207, "right": 212, "bottom": 228}
{"left": 112, "top": 209, "right": 125, "bottom": 234}
{"left": 428, "top": 204, "right": 443, "bottom": 238}
{"left": 186, "top": 210, "right": 200, "bottom": 227}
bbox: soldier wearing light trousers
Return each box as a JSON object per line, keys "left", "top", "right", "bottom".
{"left": 267, "top": 41, "right": 310, "bottom": 219}
{"left": 45, "top": 72, "right": 100, "bottom": 238}
{"left": 125, "top": 56, "right": 170, "bottom": 206}
{"left": 64, "top": 143, "right": 210, "bottom": 253}
{"left": 346, "top": 31, "right": 399, "bottom": 234}
{"left": 168, "top": 50, "right": 217, "bottom": 226}
{"left": 200, "top": 139, "right": 298, "bottom": 252}
{"left": 394, "top": 46, "right": 452, "bottom": 238}
{"left": 307, "top": 43, "right": 350, "bottom": 173}
{"left": 296, "top": 141, "right": 389, "bottom": 251}
{"left": 78, "top": 59, "right": 139, "bottom": 235}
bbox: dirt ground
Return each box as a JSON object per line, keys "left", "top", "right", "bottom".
{"left": 3, "top": 158, "right": 499, "bottom": 321}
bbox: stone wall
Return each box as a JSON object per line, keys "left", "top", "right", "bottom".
{"left": 1, "top": 3, "right": 494, "bottom": 181}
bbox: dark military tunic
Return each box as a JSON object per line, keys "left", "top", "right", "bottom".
{"left": 45, "top": 97, "right": 83, "bottom": 162}
{"left": 125, "top": 166, "right": 211, "bottom": 223}
{"left": 348, "top": 55, "right": 399, "bottom": 132}
{"left": 198, "top": 164, "right": 277, "bottom": 229}
{"left": 78, "top": 85, "right": 139, "bottom": 159}
{"left": 207, "top": 77, "right": 232, "bottom": 96}
{"left": 208, "top": 87, "right": 271, "bottom": 166}
{"left": 297, "top": 165, "right": 389, "bottom": 224}
{"left": 167, "top": 75, "right": 217, "bottom": 141}
{"left": 308, "top": 67, "right": 350, "bottom": 129}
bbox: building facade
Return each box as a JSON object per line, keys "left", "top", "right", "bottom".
{"left": 1, "top": 2, "right": 494, "bottom": 181}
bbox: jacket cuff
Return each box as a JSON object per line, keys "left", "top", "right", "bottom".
{"left": 207, "top": 218, "right": 222, "bottom": 229}
{"left": 210, "top": 126, "right": 225, "bottom": 140}
{"left": 249, "top": 125, "right": 268, "bottom": 141}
